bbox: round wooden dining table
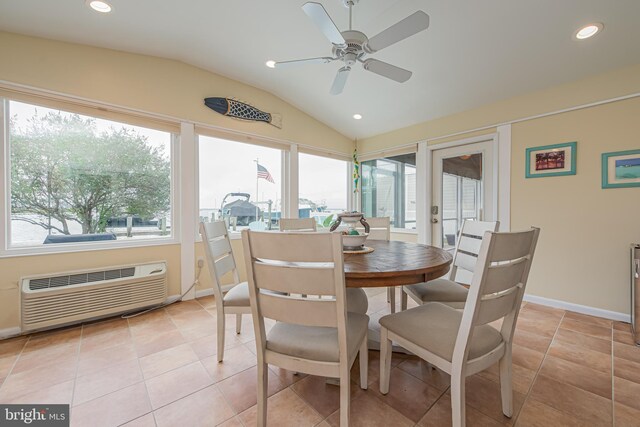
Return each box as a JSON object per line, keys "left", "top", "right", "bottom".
{"left": 343, "top": 240, "right": 453, "bottom": 288}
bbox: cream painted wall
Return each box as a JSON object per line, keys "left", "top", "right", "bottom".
{"left": 360, "top": 63, "right": 640, "bottom": 154}
{"left": 0, "top": 32, "right": 352, "bottom": 153}
{"left": 0, "top": 245, "right": 181, "bottom": 331}
{"left": 0, "top": 32, "right": 354, "bottom": 333}
{"left": 511, "top": 97, "right": 640, "bottom": 314}
{"left": 358, "top": 63, "right": 640, "bottom": 315}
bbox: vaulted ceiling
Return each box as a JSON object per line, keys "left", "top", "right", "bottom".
{"left": 1, "top": 0, "right": 639, "bottom": 139}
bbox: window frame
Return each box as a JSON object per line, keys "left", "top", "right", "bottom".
{"left": 297, "top": 150, "right": 351, "bottom": 226}
{"left": 0, "top": 97, "right": 180, "bottom": 257}
{"left": 194, "top": 131, "right": 291, "bottom": 241}
{"left": 360, "top": 151, "right": 418, "bottom": 233}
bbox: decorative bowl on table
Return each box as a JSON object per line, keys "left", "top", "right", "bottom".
{"left": 330, "top": 212, "right": 371, "bottom": 250}
{"left": 341, "top": 232, "right": 369, "bottom": 251}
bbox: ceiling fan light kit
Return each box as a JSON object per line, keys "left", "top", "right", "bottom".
{"left": 272, "top": 0, "right": 430, "bottom": 95}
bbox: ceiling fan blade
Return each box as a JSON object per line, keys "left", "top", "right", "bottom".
{"left": 362, "top": 59, "right": 412, "bottom": 83}
{"left": 330, "top": 66, "right": 351, "bottom": 95}
{"left": 365, "top": 11, "right": 430, "bottom": 53}
{"left": 302, "top": 2, "right": 346, "bottom": 46}
{"left": 274, "top": 57, "right": 335, "bottom": 68}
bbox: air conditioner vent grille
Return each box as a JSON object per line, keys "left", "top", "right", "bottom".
{"left": 28, "top": 267, "right": 136, "bottom": 291}
{"left": 21, "top": 262, "right": 166, "bottom": 332}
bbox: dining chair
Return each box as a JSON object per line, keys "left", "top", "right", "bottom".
{"left": 279, "top": 217, "right": 317, "bottom": 232}
{"left": 200, "top": 221, "right": 251, "bottom": 362}
{"left": 380, "top": 227, "right": 540, "bottom": 427}
{"left": 281, "top": 218, "right": 368, "bottom": 314}
{"left": 401, "top": 219, "right": 499, "bottom": 311}
{"left": 242, "top": 230, "right": 369, "bottom": 427}
{"left": 357, "top": 217, "right": 396, "bottom": 312}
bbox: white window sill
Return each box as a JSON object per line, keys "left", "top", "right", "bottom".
{"left": 390, "top": 228, "right": 418, "bottom": 235}
{"left": 0, "top": 237, "right": 179, "bottom": 258}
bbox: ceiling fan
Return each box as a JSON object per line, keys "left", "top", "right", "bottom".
{"left": 272, "top": 0, "right": 430, "bottom": 95}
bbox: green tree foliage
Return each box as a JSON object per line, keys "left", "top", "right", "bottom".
{"left": 10, "top": 111, "right": 170, "bottom": 235}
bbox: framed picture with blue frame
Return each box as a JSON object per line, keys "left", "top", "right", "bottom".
{"left": 525, "top": 141, "right": 577, "bottom": 178}
{"left": 602, "top": 149, "right": 640, "bottom": 189}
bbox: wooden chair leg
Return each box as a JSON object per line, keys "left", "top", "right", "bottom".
{"left": 257, "top": 361, "right": 268, "bottom": 427}
{"left": 379, "top": 327, "right": 392, "bottom": 394}
{"left": 340, "top": 367, "right": 350, "bottom": 427}
{"left": 359, "top": 337, "right": 368, "bottom": 390}
{"left": 499, "top": 346, "right": 513, "bottom": 417}
{"left": 451, "top": 370, "right": 466, "bottom": 427}
{"left": 388, "top": 287, "right": 396, "bottom": 314}
{"left": 400, "top": 288, "right": 408, "bottom": 311}
{"left": 235, "top": 313, "right": 242, "bottom": 334}
{"left": 216, "top": 309, "right": 225, "bottom": 363}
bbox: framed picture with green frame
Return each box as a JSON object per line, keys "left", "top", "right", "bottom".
{"left": 525, "top": 141, "right": 577, "bottom": 178}
{"left": 602, "top": 149, "right": 640, "bottom": 189}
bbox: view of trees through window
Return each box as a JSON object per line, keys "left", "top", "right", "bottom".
{"left": 298, "top": 152, "right": 348, "bottom": 228}
{"left": 361, "top": 153, "right": 416, "bottom": 229}
{"left": 8, "top": 100, "right": 173, "bottom": 247}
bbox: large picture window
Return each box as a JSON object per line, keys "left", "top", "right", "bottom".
{"left": 7, "top": 100, "right": 173, "bottom": 248}
{"left": 361, "top": 153, "right": 416, "bottom": 229}
{"left": 198, "top": 135, "right": 282, "bottom": 231}
{"left": 298, "top": 152, "right": 348, "bottom": 228}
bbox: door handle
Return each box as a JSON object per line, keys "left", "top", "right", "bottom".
{"left": 431, "top": 218, "right": 439, "bottom": 224}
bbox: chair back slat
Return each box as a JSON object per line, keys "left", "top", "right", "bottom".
{"left": 455, "top": 252, "right": 478, "bottom": 273}
{"left": 356, "top": 217, "right": 390, "bottom": 241}
{"left": 258, "top": 292, "right": 338, "bottom": 327}
{"left": 243, "top": 230, "right": 349, "bottom": 360}
{"left": 475, "top": 287, "right": 520, "bottom": 325}
{"left": 452, "top": 227, "right": 539, "bottom": 365}
{"left": 456, "top": 234, "right": 483, "bottom": 256}
{"left": 247, "top": 232, "right": 336, "bottom": 262}
{"left": 214, "top": 254, "right": 236, "bottom": 279}
{"left": 462, "top": 220, "right": 499, "bottom": 237}
{"left": 450, "top": 220, "right": 499, "bottom": 280}
{"left": 488, "top": 230, "right": 537, "bottom": 262}
{"left": 253, "top": 261, "right": 336, "bottom": 295}
{"left": 208, "top": 236, "right": 232, "bottom": 259}
{"left": 200, "top": 221, "right": 240, "bottom": 299}
{"left": 483, "top": 258, "right": 528, "bottom": 294}
{"left": 280, "top": 218, "right": 317, "bottom": 232}
{"left": 205, "top": 220, "right": 228, "bottom": 238}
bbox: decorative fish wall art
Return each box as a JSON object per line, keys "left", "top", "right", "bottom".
{"left": 204, "top": 97, "right": 282, "bottom": 129}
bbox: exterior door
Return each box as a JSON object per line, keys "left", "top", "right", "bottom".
{"left": 431, "top": 140, "right": 495, "bottom": 250}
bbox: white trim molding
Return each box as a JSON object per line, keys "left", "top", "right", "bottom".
{"left": 180, "top": 122, "right": 196, "bottom": 300}
{"left": 497, "top": 124, "right": 511, "bottom": 232}
{"left": 421, "top": 133, "right": 507, "bottom": 245}
{"left": 524, "top": 294, "right": 630, "bottom": 323}
{"left": 0, "top": 327, "right": 22, "bottom": 340}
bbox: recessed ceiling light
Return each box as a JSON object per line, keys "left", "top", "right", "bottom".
{"left": 86, "top": 0, "right": 112, "bottom": 13}
{"left": 353, "top": 114, "right": 362, "bottom": 120}
{"left": 574, "top": 23, "right": 603, "bottom": 40}
{"left": 265, "top": 60, "right": 276, "bottom": 68}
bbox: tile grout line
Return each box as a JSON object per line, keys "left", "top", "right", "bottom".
{"left": 511, "top": 310, "right": 566, "bottom": 426}
{"left": 0, "top": 335, "right": 30, "bottom": 389}
{"left": 611, "top": 323, "right": 615, "bottom": 427}
{"left": 66, "top": 323, "right": 85, "bottom": 423}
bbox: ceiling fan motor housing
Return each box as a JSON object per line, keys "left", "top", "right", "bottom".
{"left": 333, "top": 30, "right": 368, "bottom": 65}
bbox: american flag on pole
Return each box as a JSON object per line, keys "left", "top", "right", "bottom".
{"left": 257, "top": 163, "right": 275, "bottom": 183}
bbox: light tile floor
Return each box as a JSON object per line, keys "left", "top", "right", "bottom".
{"left": 1, "top": 288, "right": 639, "bottom": 426}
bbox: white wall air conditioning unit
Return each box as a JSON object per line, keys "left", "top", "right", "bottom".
{"left": 21, "top": 262, "right": 167, "bottom": 332}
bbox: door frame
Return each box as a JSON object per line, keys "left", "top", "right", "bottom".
{"left": 417, "top": 125, "right": 511, "bottom": 245}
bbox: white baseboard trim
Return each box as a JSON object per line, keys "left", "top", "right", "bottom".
{"left": 0, "top": 327, "right": 22, "bottom": 340}
{"left": 524, "top": 294, "right": 630, "bottom": 323}
{"left": 195, "top": 288, "right": 215, "bottom": 298}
